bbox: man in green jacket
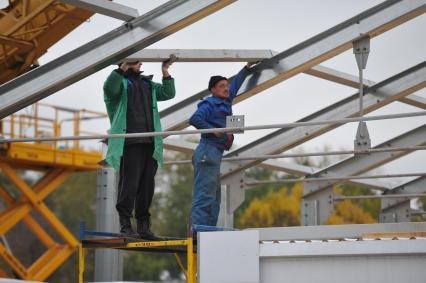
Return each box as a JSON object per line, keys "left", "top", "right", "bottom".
{"left": 103, "top": 57, "right": 176, "bottom": 240}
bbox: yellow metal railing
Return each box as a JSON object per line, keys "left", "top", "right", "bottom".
{"left": 79, "top": 237, "right": 197, "bottom": 283}
{"left": 0, "top": 102, "right": 107, "bottom": 151}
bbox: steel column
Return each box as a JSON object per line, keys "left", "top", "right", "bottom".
{"left": 94, "top": 142, "right": 123, "bottom": 281}
{"left": 380, "top": 176, "right": 426, "bottom": 223}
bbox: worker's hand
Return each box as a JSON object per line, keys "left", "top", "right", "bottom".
{"left": 162, "top": 54, "right": 177, "bottom": 77}
{"left": 246, "top": 61, "right": 260, "bottom": 69}
{"left": 120, "top": 62, "right": 129, "bottom": 72}
{"left": 214, "top": 132, "right": 224, "bottom": 138}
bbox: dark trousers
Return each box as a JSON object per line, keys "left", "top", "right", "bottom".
{"left": 116, "top": 143, "right": 158, "bottom": 220}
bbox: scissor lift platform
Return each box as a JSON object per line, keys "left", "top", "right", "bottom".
{"left": 78, "top": 224, "right": 196, "bottom": 283}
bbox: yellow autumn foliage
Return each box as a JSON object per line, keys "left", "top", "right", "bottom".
{"left": 238, "top": 183, "right": 303, "bottom": 228}
{"left": 238, "top": 183, "right": 376, "bottom": 228}
{"left": 326, "top": 199, "right": 376, "bottom": 224}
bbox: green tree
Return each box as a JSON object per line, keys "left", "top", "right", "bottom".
{"left": 46, "top": 171, "right": 97, "bottom": 283}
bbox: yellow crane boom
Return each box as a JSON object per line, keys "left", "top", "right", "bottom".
{"left": 0, "top": 0, "right": 93, "bottom": 84}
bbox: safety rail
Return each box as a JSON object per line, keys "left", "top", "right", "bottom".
{"left": 0, "top": 102, "right": 107, "bottom": 150}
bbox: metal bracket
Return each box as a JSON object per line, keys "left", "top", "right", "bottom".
{"left": 302, "top": 182, "right": 334, "bottom": 226}
{"left": 353, "top": 36, "right": 371, "bottom": 117}
{"left": 218, "top": 172, "right": 249, "bottom": 228}
{"left": 380, "top": 192, "right": 411, "bottom": 223}
{"left": 354, "top": 121, "right": 371, "bottom": 151}
{"left": 226, "top": 115, "right": 245, "bottom": 134}
{"left": 353, "top": 36, "right": 370, "bottom": 70}
{"left": 302, "top": 199, "right": 319, "bottom": 226}
{"left": 222, "top": 173, "right": 249, "bottom": 213}
{"left": 380, "top": 210, "right": 411, "bottom": 223}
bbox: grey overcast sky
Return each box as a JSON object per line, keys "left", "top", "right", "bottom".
{"left": 24, "top": 0, "right": 426, "bottom": 186}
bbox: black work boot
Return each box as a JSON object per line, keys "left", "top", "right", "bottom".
{"left": 137, "top": 217, "right": 163, "bottom": 241}
{"left": 119, "top": 216, "right": 136, "bottom": 237}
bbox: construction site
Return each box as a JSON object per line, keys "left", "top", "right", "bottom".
{"left": 0, "top": 0, "right": 426, "bottom": 282}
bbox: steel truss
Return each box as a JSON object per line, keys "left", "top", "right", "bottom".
{"left": 0, "top": 1, "right": 426, "bottom": 280}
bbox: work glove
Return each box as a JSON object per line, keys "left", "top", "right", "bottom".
{"left": 162, "top": 54, "right": 177, "bottom": 77}
{"left": 224, "top": 134, "right": 234, "bottom": 151}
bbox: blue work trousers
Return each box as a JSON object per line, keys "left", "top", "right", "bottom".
{"left": 191, "top": 142, "right": 224, "bottom": 226}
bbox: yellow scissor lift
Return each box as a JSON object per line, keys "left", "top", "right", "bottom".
{"left": 0, "top": 103, "right": 104, "bottom": 280}
{"left": 0, "top": 1, "right": 103, "bottom": 277}
{"left": 0, "top": 0, "right": 196, "bottom": 281}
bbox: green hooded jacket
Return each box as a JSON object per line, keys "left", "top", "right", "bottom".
{"left": 103, "top": 70, "right": 175, "bottom": 171}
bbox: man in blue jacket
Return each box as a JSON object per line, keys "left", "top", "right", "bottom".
{"left": 189, "top": 62, "right": 255, "bottom": 228}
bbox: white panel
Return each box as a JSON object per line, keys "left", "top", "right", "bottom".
{"left": 260, "top": 255, "right": 426, "bottom": 283}
{"left": 260, "top": 239, "right": 426, "bottom": 257}
{"left": 198, "top": 230, "right": 259, "bottom": 283}
{"left": 253, "top": 222, "right": 426, "bottom": 241}
{"left": 260, "top": 239, "right": 426, "bottom": 283}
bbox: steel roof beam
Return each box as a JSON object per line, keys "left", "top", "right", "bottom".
{"left": 306, "top": 65, "right": 426, "bottom": 109}
{"left": 159, "top": 0, "right": 426, "bottom": 131}
{"left": 123, "top": 49, "right": 276, "bottom": 62}
{"left": 125, "top": 48, "right": 426, "bottom": 109}
{"left": 302, "top": 124, "right": 426, "bottom": 198}
{"left": 220, "top": 62, "right": 426, "bottom": 179}
{"left": 0, "top": 0, "right": 236, "bottom": 118}
{"left": 60, "top": 0, "right": 139, "bottom": 21}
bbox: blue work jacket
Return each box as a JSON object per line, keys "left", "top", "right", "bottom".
{"left": 189, "top": 67, "right": 249, "bottom": 149}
